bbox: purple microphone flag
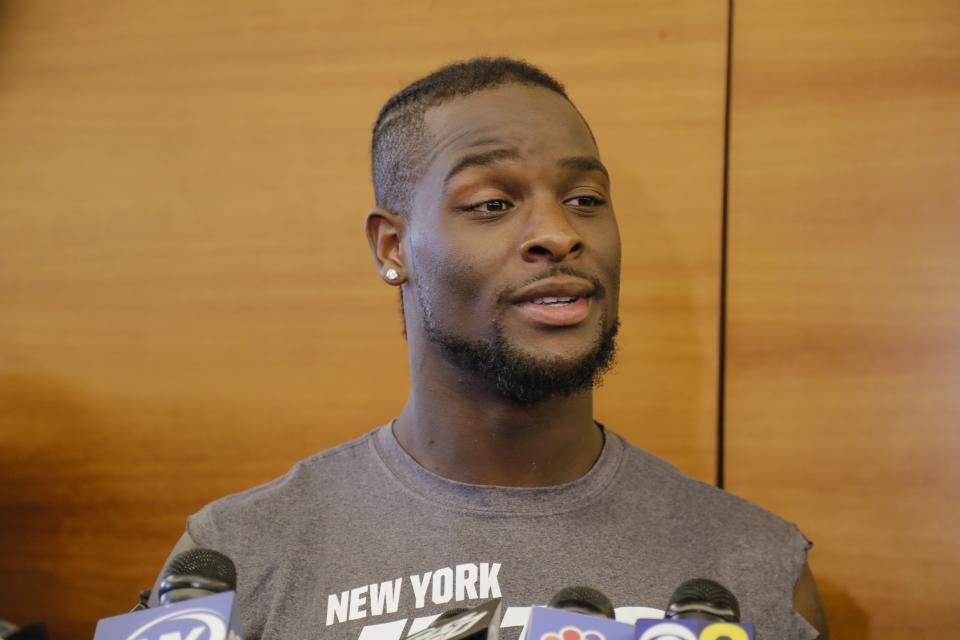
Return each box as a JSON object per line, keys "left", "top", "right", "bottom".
{"left": 93, "top": 591, "right": 244, "bottom": 640}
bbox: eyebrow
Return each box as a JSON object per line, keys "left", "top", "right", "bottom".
{"left": 444, "top": 149, "right": 611, "bottom": 187}
{"left": 444, "top": 148, "right": 520, "bottom": 186}
{"left": 558, "top": 155, "right": 609, "bottom": 179}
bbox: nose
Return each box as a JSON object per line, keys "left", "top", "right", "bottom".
{"left": 520, "top": 198, "right": 584, "bottom": 262}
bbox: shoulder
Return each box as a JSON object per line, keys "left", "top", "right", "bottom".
{"left": 612, "top": 432, "right": 812, "bottom": 579}
{"left": 611, "top": 433, "right": 817, "bottom": 637}
{"left": 187, "top": 427, "right": 382, "bottom": 547}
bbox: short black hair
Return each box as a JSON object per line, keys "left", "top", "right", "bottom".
{"left": 371, "top": 57, "right": 572, "bottom": 215}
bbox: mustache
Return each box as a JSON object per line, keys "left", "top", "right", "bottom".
{"left": 496, "top": 266, "right": 606, "bottom": 304}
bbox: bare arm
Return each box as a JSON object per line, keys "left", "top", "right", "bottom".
{"left": 793, "top": 562, "right": 829, "bottom": 639}
{"left": 147, "top": 530, "right": 200, "bottom": 607}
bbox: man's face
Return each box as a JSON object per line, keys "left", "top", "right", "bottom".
{"left": 403, "top": 83, "right": 621, "bottom": 403}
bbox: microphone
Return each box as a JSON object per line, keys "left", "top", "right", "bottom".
{"left": 408, "top": 598, "right": 503, "bottom": 640}
{"left": 528, "top": 586, "right": 634, "bottom": 640}
{"left": 429, "top": 608, "right": 471, "bottom": 627}
{"left": 665, "top": 578, "right": 740, "bottom": 623}
{"left": 93, "top": 549, "right": 244, "bottom": 640}
{"left": 159, "top": 548, "right": 237, "bottom": 605}
{"left": 547, "top": 586, "right": 616, "bottom": 619}
{"left": 0, "top": 620, "right": 48, "bottom": 640}
{"left": 633, "top": 578, "right": 755, "bottom": 640}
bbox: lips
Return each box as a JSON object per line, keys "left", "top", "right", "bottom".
{"left": 510, "top": 277, "right": 596, "bottom": 327}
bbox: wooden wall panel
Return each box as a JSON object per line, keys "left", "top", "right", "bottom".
{"left": 0, "top": 2, "right": 729, "bottom": 636}
{"left": 726, "top": 2, "right": 960, "bottom": 638}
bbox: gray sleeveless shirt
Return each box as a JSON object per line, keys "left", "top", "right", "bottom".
{"left": 186, "top": 425, "right": 816, "bottom": 640}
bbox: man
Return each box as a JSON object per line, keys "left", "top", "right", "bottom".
{"left": 151, "top": 57, "right": 828, "bottom": 639}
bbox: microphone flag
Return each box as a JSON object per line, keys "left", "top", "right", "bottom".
{"left": 633, "top": 618, "right": 755, "bottom": 640}
{"left": 93, "top": 591, "right": 244, "bottom": 640}
{"left": 407, "top": 598, "right": 503, "bottom": 640}
{"left": 526, "top": 606, "right": 634, "bottom": 640}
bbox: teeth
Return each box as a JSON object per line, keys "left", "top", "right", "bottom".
{"left": 532, "top": 296, "right": 577, "bottom": 305}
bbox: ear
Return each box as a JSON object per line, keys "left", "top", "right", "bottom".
{"left": 365, "top": 207, "right": 407, "bottom": 285}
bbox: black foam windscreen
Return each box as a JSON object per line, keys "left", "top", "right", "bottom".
{"left": 166, "top": 548, "right": 237, "bottom": 590}
{"left": 548, "top": 585, "right": 616, "bottom": 619}
{"left": 666, "top": 578, "right": 741, "bottom": 622}
{"left": 1, "top": 621, "right": 48, "bottom": 640}
{"left": 167, "top": 549, "right": 237, "bottom": 589}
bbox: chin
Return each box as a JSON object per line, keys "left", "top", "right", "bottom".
{"left": 432, "top": 318, "right": 620, "bottom": 406}
{"left": 514, "top": 344, "right": 601, "bottom": 369}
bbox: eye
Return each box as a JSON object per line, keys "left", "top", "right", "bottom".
{"left": 564, "top": 195, "right": 607, "bottom": 208}
{"left": 463, "top": 199, "right": 514, "bottom": 215}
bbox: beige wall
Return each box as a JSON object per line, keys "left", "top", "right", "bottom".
{"left": 725, "top": 2, "right": 960, "bottom": 637}
{"left": 0, "top": 2, "right": 957, "bottom": 639}
{"left": 0, "top": 2, "right": 727, "bottom": 636}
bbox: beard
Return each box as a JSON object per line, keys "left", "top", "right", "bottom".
{"left": 421, "top": 303, "right": 619, "bottom": 407}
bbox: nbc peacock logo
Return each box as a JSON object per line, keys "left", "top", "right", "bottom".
{"left": 539, "top": 626, "right": 606, "bottom": 640}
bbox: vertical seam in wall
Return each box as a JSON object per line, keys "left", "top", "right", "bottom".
{"left": 717, "top": 0, "right": 735, "bottom": 490}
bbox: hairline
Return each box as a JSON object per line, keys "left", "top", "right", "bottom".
{"left": 372, "top": 68, "right": 596, "bottom": 217}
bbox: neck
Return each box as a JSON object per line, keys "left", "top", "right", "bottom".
{"left": 393, "top": 349, "right": 604, "bottom": 487}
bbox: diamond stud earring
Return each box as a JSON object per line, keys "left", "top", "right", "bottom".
{"left": 385, "top": 268, "right": 399, "bottom": 282}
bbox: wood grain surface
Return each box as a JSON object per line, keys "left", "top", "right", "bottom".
{"left": 0, "top": 2, "right": 728, "bottom": 636}
{"left": 725, "top": 2, "right": 960, "bottom": 638}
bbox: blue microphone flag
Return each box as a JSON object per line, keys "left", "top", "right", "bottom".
{"left": 93, "top": 591, "right": 244, "bottom": 640}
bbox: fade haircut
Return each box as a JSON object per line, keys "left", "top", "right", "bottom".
{"left": 371, "top": 57, "right": 573, "bottom": 216}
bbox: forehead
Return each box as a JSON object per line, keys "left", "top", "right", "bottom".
{"left": 419, "top": 84, "right": 599, "bottom": 180}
